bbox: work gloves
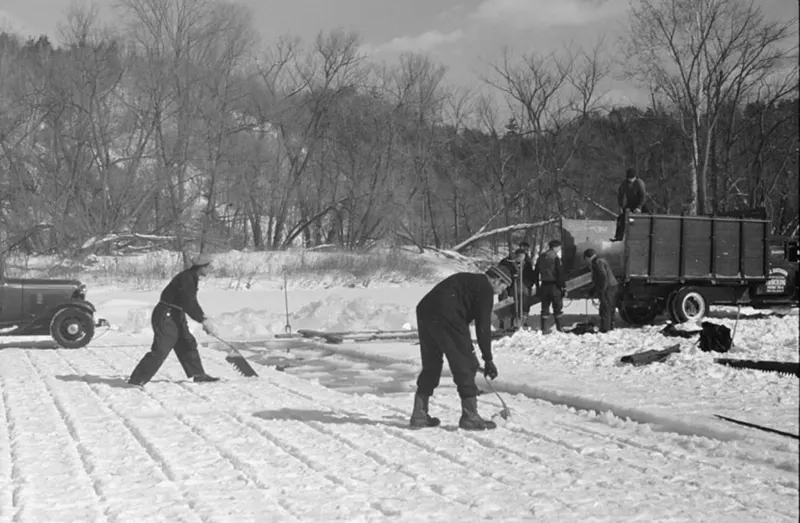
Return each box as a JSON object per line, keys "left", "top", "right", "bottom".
{"left": 483, "top": 360, "right": 498, "bottom": 380}
{"left": 202, "top": 318, "right": 218, "bottom": 337}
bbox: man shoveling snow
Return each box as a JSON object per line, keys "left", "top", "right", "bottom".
{"left": 128, "top": 254, "right": 221, "bottom": 386}
{"left": 409, "top": 265, "right": 512, "bottom": 430}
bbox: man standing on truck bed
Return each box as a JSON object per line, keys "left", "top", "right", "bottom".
{"left": 533, "top": 240, "right": 567, "bottom": 333}
{"left": 584, "top": 249, "right": 619, "bottom": 333}
{"left": 128, "top": 254, "right": 220, "bottom": 387}
{"left": 410, "top": 265, "right": 512, "bottom": 430}
{"left": 613, "top": 168, "right": 649, "bottom": 241}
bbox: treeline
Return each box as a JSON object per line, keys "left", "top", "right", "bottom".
{"left": 0, "top": 0, "right": 796, "bottom": 256}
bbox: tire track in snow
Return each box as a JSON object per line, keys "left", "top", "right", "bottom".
{"left": 23, "top": 351, "right": 111, "bottom": 523}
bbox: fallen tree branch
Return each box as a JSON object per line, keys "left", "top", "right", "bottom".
{"left": 452, "top": 218, "right": 559, "bottom": 253}
{"left": 562, "top": 179, "right": 617, "bottom": 218}
{"left": 80, "top": 233, "right": 178, "bottom": 252}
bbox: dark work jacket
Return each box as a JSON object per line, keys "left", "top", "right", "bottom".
{"left": 617, "top": 178, "right": 647, "bottom": 210}
{"left": 500, "top": 256, "right": 535, "bottom": 290}
{"left": 533, "top": 249, "right": 565, "bottom": 288}
{"left": 159, "top": 268, "right": 206, "bottom": 322}
{"left": 417, "top": 273, "right": 495, "bottom": 362}
{"left": 590, "top": 257, "right": 618, "bottom": 294}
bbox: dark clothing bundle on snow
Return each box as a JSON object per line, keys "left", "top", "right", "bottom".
{"left": 415, "top": 273, "right": 494, "bottom": 399}
{"left": 699, "top": 322, "right": 732, "bottom": 353}
{"left": 660, "top": 324, "right": 701, "bottom": 339}
{"left": 620, "top": 344, "right": 681, "bottom": 366}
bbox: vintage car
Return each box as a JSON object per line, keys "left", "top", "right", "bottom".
{"left": 1, "top": 258, "right": 106, "bottom": 348}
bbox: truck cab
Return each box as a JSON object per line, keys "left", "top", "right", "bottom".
{"left": 750, "top": 236, "right": 799, "bottom": 307}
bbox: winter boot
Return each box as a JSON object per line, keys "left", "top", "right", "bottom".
{"left": 409, "top": 393, "right": 441, "bottom": 428}
{"left": 458, "top": 396, "right": 497, "bottom": 430}
{"left": 192, "top": 374, "right": 220, "bottom": 383}
{"left": 540, "top": 315, "right": 551, "bottom": 334}
{"left": 554, "top": 314, "right": 564, "bottom": 333}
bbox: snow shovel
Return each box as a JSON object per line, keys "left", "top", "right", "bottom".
{"left": 208, "top": 333, "right": 259, "bottom": 377}
{"left": 478, "top": 367, "right": 511, "bottom": 420}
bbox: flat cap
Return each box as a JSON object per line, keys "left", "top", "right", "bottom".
{"left": 191, "top": 253, "right": 214, "bottom": 267}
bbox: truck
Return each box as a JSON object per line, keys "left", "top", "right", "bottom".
{"left": 494, "top": 212, "right": 799, "bottom": 326}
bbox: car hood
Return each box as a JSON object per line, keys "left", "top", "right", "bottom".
{"left": 5, "top": 277, "right": 83, "bottom": 288}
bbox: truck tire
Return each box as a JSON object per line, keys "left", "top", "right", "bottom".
{"left": 666, "top": 291, "right": 681, "bottom": 324}
{"left": 671, "top": 286, "right": 707, "bottom": 323}
{"left": 50, "top": 307, "right": 95, "bottom": 349}
{"left": 619, "top": 303, "right": 659, "bottom": 326}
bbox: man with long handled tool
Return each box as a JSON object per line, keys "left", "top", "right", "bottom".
{"left": 532, "top": 240, "right": 566, "bottom": 333}
{"left": 499, "top": 248, "right": 534, "bottom": 330}
{"left": 128, "top": 254, "right": 221, "bottom": 386}
{"left": 584, "top": 248, "right": 619, "bottom": 333}
{"left": 409, "top": 265, "right": 512, "bottom": 431}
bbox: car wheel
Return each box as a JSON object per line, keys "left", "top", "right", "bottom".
{"left": 50, "top": 307, "right": 95, "bottom": 349}
{"left": 672, "top": 287, "right": 707, "bottom": 323}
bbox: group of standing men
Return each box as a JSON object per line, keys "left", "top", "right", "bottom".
{"left": 496, "top": 241, "right": 619, "bottom": 334}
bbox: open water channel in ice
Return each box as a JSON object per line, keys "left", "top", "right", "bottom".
{"left": 238, "top": 340, "right": 422, "bottom": 396}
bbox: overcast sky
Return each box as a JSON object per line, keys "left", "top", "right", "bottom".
{"left": 1, "top": 0, "right": 797, "bottom": 107}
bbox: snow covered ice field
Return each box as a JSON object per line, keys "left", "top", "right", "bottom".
{"left": 0, "top": 254, "right": 798, "bottom": 522}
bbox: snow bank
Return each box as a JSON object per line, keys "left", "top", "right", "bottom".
{"left": 6, "top": 247, "right": 475, "bottom": 290}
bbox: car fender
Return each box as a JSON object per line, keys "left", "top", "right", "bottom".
{"left": 51, "top": 299, "right": 96, "bottom": 316}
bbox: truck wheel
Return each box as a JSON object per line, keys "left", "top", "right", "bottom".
{"left": 619, "top": 303, "right": 659, "bottom": 326}
{"left": 50, "top": 307, "right": 95, "bottom": 349}
{"left": 618, "top": 305, "right": 631, "bottom": 325}
{"left": 672, "top": 287, "right": 707, "bottom": 323}
{"left": 666, "top": 291, "right": 681, "bottom": 323}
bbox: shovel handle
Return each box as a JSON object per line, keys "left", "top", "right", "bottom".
{"left": 478, "top": 367, "right": 511, "bottom": 414}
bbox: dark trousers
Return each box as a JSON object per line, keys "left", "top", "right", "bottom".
{"left": 539, "top": 283, "right": 563, "bottom": 319}
{"left": 598, "top": 285, "right": 619, "bottom": 333}
{"left": 614, "top": 205, "right": 650, "bottom": 240}
{"left": 416, "top": 310, "right": 480, "bottom": 399}
{"left": 129, "top": 303, "right": 205, "bottom": 385}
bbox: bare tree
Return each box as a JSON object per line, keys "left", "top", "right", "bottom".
{"left": 118, "top": 0, "right": 258, "bottom": 259}
{"left": 623, "top": 0, "right": 798, "bottom": 215}
{"left": 484, "top": 41, "right": 609, "bottom": 219}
